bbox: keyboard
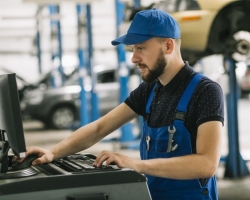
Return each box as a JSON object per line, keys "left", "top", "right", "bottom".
{"left": 51, "top": 153, "right": 120, "bottom": 173}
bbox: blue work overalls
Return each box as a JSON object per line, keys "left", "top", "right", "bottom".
{"left": 140, "top": 74, "right": 218, "bottom": 200}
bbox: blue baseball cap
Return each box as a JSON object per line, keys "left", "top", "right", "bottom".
{"left": 111, "top": 8, "right": 180, "bottom": 46}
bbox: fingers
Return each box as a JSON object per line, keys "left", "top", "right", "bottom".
{"left": 93, "top": 151, "right": 110, "bottom": 167}
{"left": 31, "top": 156, "right": 48, "bottom": 165}
{"left": 25, "top": 146, "right": 53, "bottom": 165}
{"left": 26, "top": 146, "right": 44, "bottom": 157}
{"left": 94, "top": 151, "right": 121, "bottom": 167}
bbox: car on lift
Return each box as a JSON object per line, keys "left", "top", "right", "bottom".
{"left": 0, "top": 67, "right": 52, "bottom": 101}
{"left": 21, "top": 64, "right": 122, "bottom": 129}
{"left": 124, "top": 0, "right": 250, "bottom": 65}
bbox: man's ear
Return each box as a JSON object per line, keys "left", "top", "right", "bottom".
{"left": 164, "top": 38, "right": 174, "bottom": 54}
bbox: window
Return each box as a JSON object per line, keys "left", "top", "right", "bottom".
{"left": 97, "top": 70, "right": 116, "bottom": 83}
{"left": 155, "top": 0, "right": 200, "bottom": 13}
{"left": 156, "top": 0, "right": 179, "bottom": 13}
{"left": 178, "top": 0, "right": 200, "bottom": 11}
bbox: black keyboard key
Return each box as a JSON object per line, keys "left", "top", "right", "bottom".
{"left": 53, "top": 154, "right": 121, "bottom": 173}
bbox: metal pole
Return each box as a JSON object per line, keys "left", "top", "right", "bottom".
{"left": 115, "top": 0, "right": 134, "bottom": 142}
{"left": 133, "top": 0, "right": 141, "bottom": 8}
{"left": 133, "top": 0, "right": 143, "bottom": 142}
{"left": 77, "top": 4, "right": 89, "bottom": 126}
{"left": 86, "top": 4, "right": 100, "bottom": 122}
{"left": 49, "top": 4, "right": 63, "bottom": 88}
{"left": 224, "top": 57, "right": 249, "bottom": 178}
{"left": 36, "top": 19, "right": 42, "bottom": 74}
{"left": 56, "top": 5, "right": 64, "bottom": 83}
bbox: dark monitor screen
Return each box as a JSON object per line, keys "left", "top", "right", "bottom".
{"left": 0, "top": 73, "right": 26, "bottom": 158}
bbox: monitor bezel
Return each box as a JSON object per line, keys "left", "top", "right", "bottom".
{"left": 0, "top": 73, "right": 26, "bottom": 158}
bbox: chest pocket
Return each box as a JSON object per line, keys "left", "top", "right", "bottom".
{"left": 141, "top": 123, "right": 192, "bottom": 160}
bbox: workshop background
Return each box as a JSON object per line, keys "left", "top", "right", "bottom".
{"left": 0, "top": 0, "right": 250, "bottom": 199}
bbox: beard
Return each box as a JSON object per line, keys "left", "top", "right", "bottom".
{"left": 139, "top": 50, "right": 167, "bottom": 83}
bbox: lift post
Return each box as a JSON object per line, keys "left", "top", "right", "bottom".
{"left": 77, "top": 3, "right": 100, "bottom": 126}
{"left": 224, "top": 57, "right": 249, "bottom": 178}
{"left": 86, "top": 4, "right": 100, "bottom": 122}
{"left": 36, "top": 16, "right": 42, "bottom": 74}
{"left": 77, "top": 4, "right": 89, "bottom": 126}
{"left": 22, "top": 0, "right": 101, "bottom": 126}
{"left": 115, "top": 0, "right": 135, "bottom": 142}
{"left": 133, "top": 0, "right": 140, "bottom": 8}
{"left": 49, "top": 4, "right": 64, "bottom": 88}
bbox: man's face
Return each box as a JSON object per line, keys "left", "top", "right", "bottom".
{"left": 131, "top": 38, "right": 167, "bottom": 83}
{"left": 139, "top": 49, "right": 166, "bottom": 83}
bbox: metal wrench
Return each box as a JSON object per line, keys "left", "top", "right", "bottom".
{"left": 146, "top": 136, "right": 151, "bottom": 150}
{"left": 167, "top": 126, "right": 176, "bottom": 152}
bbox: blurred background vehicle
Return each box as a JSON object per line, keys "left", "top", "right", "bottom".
{"left": 21, "top": 64, "right": 119, "bottom": 129}
{"left": 124, "top": 0, "right": 250, "bottom": 65}
{"left": 0, "top": 67, "right": 50, "bottom": 101}
{"left": 0, "top": 67, "right": 75, "bottom": 101}
{"left": 21, "top": 64, "right": 139, "bottom": 129}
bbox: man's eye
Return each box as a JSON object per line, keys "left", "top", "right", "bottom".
{"left": 138, "top": 47, "right": 143, "bottom": 51}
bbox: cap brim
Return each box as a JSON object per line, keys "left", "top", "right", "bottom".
{"left": 111, "top": 33, "right": 154, "bottom": 46}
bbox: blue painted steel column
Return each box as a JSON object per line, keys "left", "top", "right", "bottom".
{"left": 115, "top": 0, "right": 135, "bottom": 142}
{"left": 224, "top": 57, "right": 249, "bottom": 178}
{"left": 77, "top": 4, "right": 89, "bottom": 126}
{"left": 56, "top": 7, "right": 64, "bottom": 81}
{"left": 36, "top": 19, "right": 42, "bottom": 74}
{"left": 133, "top": 0, "right": 141, "bottom": 8}
{"left": 49, "top": 5, "right": 64, "bottom": 88}
{"left": 133, "top": 0, "right": 143, "bottom": 141}
{"left": 86, "top": 4, "right": 99, "bottom": 121}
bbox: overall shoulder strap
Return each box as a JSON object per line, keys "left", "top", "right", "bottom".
{"left": 146, "top": 83, "right": 157, "bottom": 114}
{"left": 174, "top": 73, "right": 204, "bottom": 121}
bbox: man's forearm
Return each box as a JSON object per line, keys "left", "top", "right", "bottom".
{"left": 50, "top": 121, "right": 103, "bottom": 160}
{"left": 135, "top": 154, "right": 219, "bottom": 180}
{"left": 49, "top": 103, "right": 137, "bottom": 160}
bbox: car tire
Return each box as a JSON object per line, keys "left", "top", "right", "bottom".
{"left": 49, "top": 106, "right": 76, "bottom": 129}
{"left": 208, "top": 4, "right": 250, "bottom": 62}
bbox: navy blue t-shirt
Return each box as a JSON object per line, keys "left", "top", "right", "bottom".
{"left": 125, "top": 62, "right": 224, "bottom": 153}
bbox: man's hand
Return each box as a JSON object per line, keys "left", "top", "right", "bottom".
{"left": 93, "top": 150, "right": 140, "bottom": 171}
{"left": 24, "top": 146, "right": 55, "bottom": 165}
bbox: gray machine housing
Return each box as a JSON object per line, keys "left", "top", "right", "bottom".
{"left": 0, "top": 154, "right": 152, "bottom": 200}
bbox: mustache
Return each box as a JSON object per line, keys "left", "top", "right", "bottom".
{"left": 137, "top": 63, "right": 147, "bottom": 68}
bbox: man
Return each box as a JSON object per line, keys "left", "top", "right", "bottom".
{"left": 26, "top": 8, "right": 224, "bottom": 199}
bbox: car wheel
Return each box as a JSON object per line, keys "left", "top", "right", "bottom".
{"left": 231, "top": 31, "right": 250, "bottom": 62}
{"left": 50, "top": 106, "right": 76, "bottom": 129}
{"left": 207, "top": 4, "right": 250, "bottom": 62}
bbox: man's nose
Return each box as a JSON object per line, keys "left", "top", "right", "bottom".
{"left": 131, "top": 52, "right": 141, "bottom": 64}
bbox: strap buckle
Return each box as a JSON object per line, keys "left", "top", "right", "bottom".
{"left": 174, "top": 111, "right": 186, "bottom": 121}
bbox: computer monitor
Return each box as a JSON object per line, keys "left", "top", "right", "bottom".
{"left": 0, "top": 73, "right": 39, "bottom": 178}
{"left": 0, "top": 73, "right": 26, "bottom": 159}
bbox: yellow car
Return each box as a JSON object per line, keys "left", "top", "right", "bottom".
{"left": 125, "top": 0, "right": 250, "bottom": 65}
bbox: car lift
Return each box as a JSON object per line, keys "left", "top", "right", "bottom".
{"left": 28, "top": 0, "right": 101, "bottom": 127}
{"left": 223, "top": 57, "right": 249, "bottom": 178}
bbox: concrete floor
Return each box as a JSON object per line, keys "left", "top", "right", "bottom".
{"left": 23, "top": 98, "right": 250, "bottom": 200}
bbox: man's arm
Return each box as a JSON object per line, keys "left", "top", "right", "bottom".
{"left": 26, "top": 103, "right": 138, "bottom": 165}
{"left": 94, "top": 121, "right": 222, "bottom": 179}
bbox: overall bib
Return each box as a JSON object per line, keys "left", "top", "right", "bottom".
{"left": 140, "top": 74, "right": 218, "bottom": 200}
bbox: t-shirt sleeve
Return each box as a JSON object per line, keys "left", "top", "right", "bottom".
{"left": 195, "top": 80, "right": 224, "bottom": 126}
{"left": 124, "top": 82, "right": 154, "bottom": 116}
